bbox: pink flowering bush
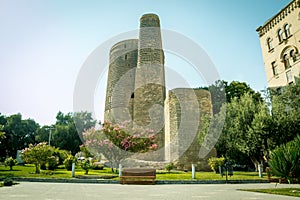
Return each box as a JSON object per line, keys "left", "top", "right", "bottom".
{"left": 82, "top": 120, "right": 158, "bottom": 172}
{"left": 21, "top": 142, "right": 55, "bottom": 174}
{"left": 101, "top": 120, "right": 158, "bottom": 153}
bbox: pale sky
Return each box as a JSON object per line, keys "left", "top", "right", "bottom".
{"left": 0, "top": 0, "right": 291, "bottom": 125}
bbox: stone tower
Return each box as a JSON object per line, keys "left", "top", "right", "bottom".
{"left": 104, "top": 13, "right": 214, "bottom": 168}
{"left": 104, "top": 39, "right": 138, "bottom": 122}
{"left": 133, "top": 14, "right": 166, "bottom": 160}
{"left": 104, "top": 14, "right": 166, "bottom": 161}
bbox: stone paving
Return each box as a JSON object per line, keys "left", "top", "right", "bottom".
{"left": 0, "top": 182, "right": 300, "bottom": 200}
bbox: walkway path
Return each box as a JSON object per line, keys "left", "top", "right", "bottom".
{"left": 0, "top": 182, "right": 299, "bottom": 200}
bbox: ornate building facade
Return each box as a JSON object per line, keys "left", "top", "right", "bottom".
{"left": 256, "top": 0, "right": 300, "bottom": 88}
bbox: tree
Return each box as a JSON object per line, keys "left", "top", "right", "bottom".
{"left": 204, "top": 80, "right": 261, "bottom": 114}
{"left": 224, "top": 81, "right": 261, "bottom": 103}
{"left": 206, "top": 80, "right": 226, "bottom": 114}
{"left": 4, "top": 157, "right": 17, "bottom": 170}
{"left": 73, "top": 111, "right": 97, "bottom": 138}
{"left": 21, "top": 142, "right": 55, "bottom": 173}
{"left": 0, "top": 131, "right": 5, "bottom": 143}
{"left": 51, "top": 112, "right": 80, "bottom": 154}
{"left": 0, "top": 113, "right": 6, "bottom": 146}
{"left": 1, "top": 114, "right": 39, "bottom": 158}
{"left": 46, "top": 111, "right": 96, "bottom": 155}
{"left": 35, "top": 125, "right": 54, "bottom": 144}
{"left": 268, "top": 82, "right": 300, "bottom": 146}
{"left": 217, "top": 93, "right": 270, "bottom": 170}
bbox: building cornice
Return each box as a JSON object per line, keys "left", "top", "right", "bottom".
{"left": 256, "top": 0, "right": 299, "bottom": 37}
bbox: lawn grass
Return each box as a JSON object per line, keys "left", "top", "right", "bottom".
{"left": 0, "top": 164, "right": 118, "bottom": 179}
{"left": 241, "top": 188, "right": 300, "bottom": 197}
{"left": 0, "top": 164, "right": 267, "bottom": 181}
{"left": 156, "top": 170, "right": 267, "bottom": 180}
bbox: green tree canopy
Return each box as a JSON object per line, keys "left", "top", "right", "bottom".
{"left": 0, "top": 113, "right": 39, "bottom": 158}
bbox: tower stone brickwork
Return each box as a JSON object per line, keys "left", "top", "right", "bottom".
{"left": 165, "top": 88, "right": 215, "bottom": 171}
{"left": 104, "top": 13, "right": 214, "bottom": 169}
{"left": 104, "top": 39, "right": 138, "bottom": 122}
{"left": 133, "top": 14, "right": 166, "bottom": 160}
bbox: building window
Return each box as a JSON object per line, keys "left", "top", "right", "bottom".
{"left": 283, "top": 54, "right": 290, "bottom": 69}
{"left": 271, "top": 62, "right": 278, "bottom": 76}
{"left": 284, "top": 24, "right": 290, "bottom": 38}
{"left": 290, "top": 50, "right": 296, "bottom": 62}
{"left": 267, "top": 38, "right": 273, "bottom": 50}
{"left": 125, "top": 54, "right": 127, "bottom": 60}
{"left": 278, "top": 29, "right": 284, "bottom": 42}
{"left": 286, "top": 70, "right": 293, "bottom": 83}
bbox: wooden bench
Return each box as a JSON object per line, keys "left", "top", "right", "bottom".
{"left": 120, "top": 168, "right": 156, "bottom": 185}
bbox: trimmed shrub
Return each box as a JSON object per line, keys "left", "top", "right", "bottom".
{"left": 48, "top": 156, "right": 59, "bottom": 170}
{"left": 4, "top": 157, "right": 17, "bottom": 171}
{"left": 81, "top": 160, "right": 91, "bottom": 175}
{"left": 3, "top": 178, "right": 13, "bottom": 186}
{"left": 165, "top": 163, "right": 174, "bottom": 173}
{"left": 208, "top": 157, "right": 225, "bottom": 173}
{"left": 63, "top": 155, "right": 76, "bottom": 171}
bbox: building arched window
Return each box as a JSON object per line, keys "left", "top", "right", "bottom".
{"left": 267, "top": 38, "right": 273, "bottom": 50}
{"left": 284, "top": 24, "right": 290, "bottom": 38}
{"left": 278, "top": 29, "right": 284, "bottom": 42}
{"left": 290, "top": 50, "right": 296, "bottom": 62}
{"left": 283, "top": 54, "right": 290, "bottom": 69}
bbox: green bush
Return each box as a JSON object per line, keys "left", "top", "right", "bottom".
{"left": 3, "top": 178, "right": 13, "bottom": 186}
{"left": 53, "top": 149, "right": 70, "bottom": 165}
{"left": 47, "top": 156, "right": 59, "bottom": 170}
{"left": 81, "top": 160, "right": 91, "bottom": 175}
{"left": 63, "top": 155, "right": 76, "bottom": 171}
{"left": 269, "top": 135, "right": 300, "bottom": 183}
{"left": 208, "top": 157, "right": 225, "bottom": 173}
{"left": 4, "top": 157, "right": 17, "bottom": 170}
{"left": 165, "top": 163, "right": 174, "bottom": 173}
{"left": 91, "top": 164, "right": 104, "bottom": 170}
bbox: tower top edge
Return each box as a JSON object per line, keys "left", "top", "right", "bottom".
{"left": 110, "top": 39, "right": 138, "bottom": 52}
{"left": 140, "top": 13, "right": 160, "bottom": 20}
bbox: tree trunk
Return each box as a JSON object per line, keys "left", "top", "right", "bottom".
{"left": 35, "top": 163, "right": 40, "bottom": 174}
{"left": 250, "top": 156, "right": 259, "bottom": 172}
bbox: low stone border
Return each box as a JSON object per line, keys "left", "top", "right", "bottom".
{"left": 8, "top": 177, "right": 269, "bottom": 185}
{"left": 156, "top": 180, "right": 270, "bottom": 184}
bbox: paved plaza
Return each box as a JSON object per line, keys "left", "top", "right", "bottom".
{"left": 0, "top": 182, "right": 300, "bottom": 200}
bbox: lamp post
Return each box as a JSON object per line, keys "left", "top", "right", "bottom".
{"left": 46, "top": 127, "right": 54, "bottom": 146}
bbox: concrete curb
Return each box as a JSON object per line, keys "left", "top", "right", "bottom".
{"left": 8, "top": 177, "right": 270, "bottom": 185}
{"left": 156, "top": 180, "right": 270, "bottom": 184}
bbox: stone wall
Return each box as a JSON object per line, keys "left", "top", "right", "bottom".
{"left": 165, "top": 88, "right": 215, "bottom": 171}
